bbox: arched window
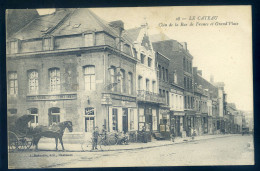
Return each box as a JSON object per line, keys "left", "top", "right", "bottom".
{"left": 128, "top": 72, "right": 133, "bottom": 95}
{"left": 48, "top": 107, "right": 60, "bottom": 126}
{"left": 27, "top": 108, "right": 38, "bottom": 127}
{"left": 83, "top": 65, "right": 96, "bottom": 91}
{"left": 119, "top": 69, "right": 125, "bottom": 93}
{"left": 28, "top": 70, "right": 39, "bottom": 94}
{"left": 49, "top": 68, "right": 60, "bottom": 92}
{"left": 109, "top": 66, "right": 116, "bottom": 91}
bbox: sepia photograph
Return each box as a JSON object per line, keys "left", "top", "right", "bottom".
{"left": 6, "top": 6, "right": 254, "bottom": 168}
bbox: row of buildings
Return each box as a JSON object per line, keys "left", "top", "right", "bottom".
{"left": 7, "top": 9, "right": 248, "bottom": 142}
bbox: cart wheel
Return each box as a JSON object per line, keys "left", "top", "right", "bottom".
{"left": 18, "top": 139, "right": 28, "bottom": 150}
{"left": 8, "top": 131, "right": 19, "bottom": 151}
{"left": 26, "top": 141, "right": 33, "bottom": 149}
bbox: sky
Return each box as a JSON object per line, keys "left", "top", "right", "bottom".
{"left": 37, "top": 6, "right": 253, "bottom": 112}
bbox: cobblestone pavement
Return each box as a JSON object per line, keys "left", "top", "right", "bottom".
{"left": 8, "top": 134, "right": 254, "bottom": 168}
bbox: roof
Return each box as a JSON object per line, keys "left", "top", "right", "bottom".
{"left": 8, "top": 8, "right": 120, "bottom": 40}
{"left": 124, "top": 27, "right": 142, "bottom": 43}
{"left": 150, "top": 33, "right": 171, "bottom": 42}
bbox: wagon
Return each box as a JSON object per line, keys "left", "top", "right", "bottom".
{"left": 8, "top": 115, "right": 35, "bottom": 151}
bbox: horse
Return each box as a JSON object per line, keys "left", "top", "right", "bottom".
{"left": 32, "top": 121, "right": 73, "bottom": 151}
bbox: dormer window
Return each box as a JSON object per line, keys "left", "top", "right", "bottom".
{"left": 10, "top": 40, "right": 19, "bottom": 54}
{"left": 148, "top": 57, "right": 152, "bottom": 67}
{"left": 84, "top": 33, "right": 94, "bottom": 47}
{"left": 43, "top": 37, "right": 53, "bottom": 51}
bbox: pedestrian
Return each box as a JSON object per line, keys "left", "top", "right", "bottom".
{"left": 141, "top": 126, "right": 147, "bottom": 143}
{"left": 192, "top": 130, "right": 196, "bottom": 140}
{"left": 92, "top": 126, "right": 99, "bottom": 150}
{"left": 170, "top": 127, "right": 175, "bottom": 142}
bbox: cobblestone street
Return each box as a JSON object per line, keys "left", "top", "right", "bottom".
{"left": 8, "top": 134, "right": 254, "bottom": 168}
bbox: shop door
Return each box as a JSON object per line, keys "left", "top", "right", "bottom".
{"left": 176, "top": 116, "right": 180, "bottom": 136}
{"left": 122, "top": 108, "right": 128, "bottom": 133}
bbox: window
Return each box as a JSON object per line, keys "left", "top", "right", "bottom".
{"left": 184, "top": 77, "right": 186, "bottom": 89}
{"left": 146, "top": 79, "right": 150, "bottom": 92}
{"left": 163, "top": 90, "right": 165, "bottom": 97}
{"left": 139, "top": 108, "right": 145, "bottom": 122}
{"left": 28, "top": 70, "right": 39, "bottom": 94}
{"left": 152, "top": 81, "right": 156, "bottom": 93}
{"left": 133, "top": 48, "right": 137, "bottom": 58}
{"left": 190, "top": 79, "right": 192, "bottom": 90}
{"left": 43, "top": 38, "right": 52, "bottom": 51}
{"left": 158, "top": 65, "right": 161, "bottom": 80}
{"left": 8, "top": 71, "right": 18, "bottom": 95}
{"left": 84, "top": 33, "right": 94, "bottom": 47}
{"left": 141, "top": 54, "right": 145, "bottom": 64}
{"left": 152, "top": 109, "right": 157, "bottom": 131}
{"left": 85, "top": 107, "right": 95, "bottom": 132}
{"left": 173, "top": 72, "right": 178, "bottom": 84}
{"left": 8, "top": 108, "right": 17, "bottom": 115}
{"left": 84, "top": 66, "right": 96, "bottom": 91}
{"left": 10, "top": 41, "right": 18, "bottom": 53}
{"left": 159, "top": 89, "right": 162, "bottom": 95}
{"left": 190, "top": 62, "right": 192, "bottom": 73}
{"left": 187, "top": 78, "right": 189, "bottom": 90}
{"left": 166, "top": 91, "right": 169, "bottom": 106}
{"left": 27, "top": 108, "right": 38, "bottom": 127}
{"left": 109, "top": 66, "right": 116, "bottom": 91}
{"left": 165, "top": 69, "right": 168, "bottom": 82}
{"left": 184, "top": 96, "right": 187, "bottom": 109}
{"left": 162, "top": 67, "right": 165, "bottom": 81}
{"left": 138, "top": 76, "right": 143, "bottom": 90}
{"left": 183, "top": 58, "right": 186, "bottom": 70}
{"left": 120, "top": 69, "right": 126, "bottom": 93}
{"left": 128, "top": 72, "right": 133, "bottom": 95}
{"left": 148, "top": 57, "right": 152, "bottom": 67}
{"left": 112, "top": 108, "right": 118, "bottom": 131}
{"left": 129, "top": 109, "right": 134, "bottom": 130}
{"left": 49, "top": 107, "right": 60, "bottom": 126}
{"left": 49, "top": 68, "right": 60, "bottom": 92}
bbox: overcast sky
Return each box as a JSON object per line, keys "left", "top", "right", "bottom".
{"left": 37, "top": 6, "right": 253, "bottom": 112}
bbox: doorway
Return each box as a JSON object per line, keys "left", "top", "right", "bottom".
{"left": 122, "top": 108, "right": 128, "bottom": 133}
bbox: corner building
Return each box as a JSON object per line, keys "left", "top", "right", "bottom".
{"left": 7, "top": 9, "right": 139, "bottom": 142}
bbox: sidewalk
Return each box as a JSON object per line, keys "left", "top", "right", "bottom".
{"left": 35, "top": 134, "right": 237, "bottom": 152}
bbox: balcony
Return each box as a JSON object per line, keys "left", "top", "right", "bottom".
{"left": 137, "top": 90, "right": 166, "bottom": 104}
{"left": 26, "top": 92, "right": 77, "bottom": 101}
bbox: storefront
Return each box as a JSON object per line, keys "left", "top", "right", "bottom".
{"left": 159, "top": 108, "right": 171, "bottom": 138}
{"left": 171, "top": 112, "right": 185, "bottom": 137}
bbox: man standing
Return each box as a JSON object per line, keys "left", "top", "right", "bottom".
{"left": 92, "top": 126, "right": 99, "bottom": 150}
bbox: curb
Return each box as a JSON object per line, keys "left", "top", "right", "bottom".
{"left": 71, "top": 134, "right": 235, "bottom": 152}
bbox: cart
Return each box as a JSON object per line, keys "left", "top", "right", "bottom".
{"left": 8, "top": 115, "right": 35, "bottom": 151}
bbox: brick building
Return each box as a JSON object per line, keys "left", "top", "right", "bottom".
{"left": 7, "top": 9, "right": 140, "bottom": 142}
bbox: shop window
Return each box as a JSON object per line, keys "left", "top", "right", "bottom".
{"left": 84, "top": 33, "right": 94, "bottom": 47}
{"left": 85, "top": 107, "right": 95, "bottom": 132}
{"left": 84, "top": 65, "right": 96, "bottom": 91}
{"left": 129, "top": 109, "right": 134, "bottom": 130}
{"left": 112, "top": 108, "right": 118, "bottom": 131}
{"left": 27, "top": 108, "right": 38, "bottom": 127}
{"left": 28, "top": 70, "right": 39, "bottom": 94}
{"left": 49, "top": 68, "right": 60, "bottom": 92}
{"left": 139, "top": 108, "right": 145, "bottom": 122}
{"left": 152, "top": 109, "right": 157, "bottom": 131}
{"left": 49, "top": 107, "right": 60, "bottom": 126}
{"left": 8, "top": 71, "right": 18, "bottom": 95}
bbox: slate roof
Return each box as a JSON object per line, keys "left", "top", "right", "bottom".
{"left": 9, "top": 8, "right": 120, "bottom": 41}
{"left": 124, "top": 27, "right": 142, "bottom": 43}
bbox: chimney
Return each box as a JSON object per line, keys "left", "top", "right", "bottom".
{"left": 180, "top": 42, "right": 187, "bottom": 51}
{"left": 109, "top": 20, "right": 124, "bottom": 35}
{"left": 193, "top": 67, "right": 198, "bottom": 74}
{"left": 210, "top": 75, "right": 214, "bottom": 83}
{"left": 197, "top": 70, "right": 202, "bottom": 76}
